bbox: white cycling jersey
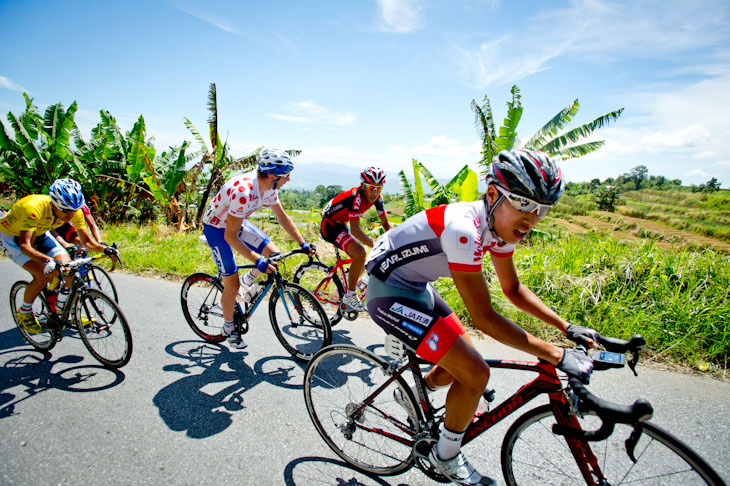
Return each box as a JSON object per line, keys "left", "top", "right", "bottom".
{"left": 365, "top": 200, "right": 514, "bottom": 291}
{"left": 202, "top": 170, "right": 280, "bottom": 228}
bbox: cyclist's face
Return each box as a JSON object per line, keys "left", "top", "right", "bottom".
{"left": 53, "top": 206, "right": 76, "bottom": 223}
{"left": 361, "top": 183, "right": 382, "bottom": 203}
{"left": 487, "top": 185, "right": 541, "bottom": 243}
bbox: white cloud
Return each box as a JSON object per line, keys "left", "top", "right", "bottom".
{"left": 376, "top": 0, "right": 425, "bottom": 33}
{"left": 641, "top": 125, "right": 712, "bottom": 152}
{"left": 452, "top": 0, "right": 730, "bottom": 89}
{"left": 0, "top": 75, "right": 25, "bottom": 92}
{"left": 685, "top": 168, "right": 713, "bottom": 179}
{"left": 389, "top": 135, "right": 481, "bottom": 160}
{"left": 713, "top": 160, "right": 730, "bottom": 168}
{"left": 268, "top": 101, "right": 355, "bottom": 127}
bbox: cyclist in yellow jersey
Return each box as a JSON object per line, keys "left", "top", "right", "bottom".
{"left": 0, "top": 179, "right": 119, "bottom": 334}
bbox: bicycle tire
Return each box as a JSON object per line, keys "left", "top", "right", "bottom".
{"left": 303, "top": 345, "right": 420, "bottom": 476}
{"left": 293, "top": 261, "right": 344, "bottom": 326}
{"left": 268, "top": 282, "right": 332, "bottom": 361}
{"left": 86, "top": 264, "right": 119, "bottom": 303}
{"left": 75, "top": 289, "right": 133, "bottom": 368}
{"left": 501, "top": 404, "right": 726, "bottom": 486}
{"left": 180, "top": 273, "right": 227, "bottom": 343}
{"left": 9, "top": 281, "right": 58, "bottom": 351}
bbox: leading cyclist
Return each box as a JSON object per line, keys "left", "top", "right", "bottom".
{"left": 0, "top": 179, "right": 119, "bottom": 334}
{"left": 201, "top": 148, "right": 316, "bottom": 349}
{"left": 320, "top": 167, "right": 391, "bottom": 311}
{"left": 364, "top": 149, "right": 597, "bottom": 485}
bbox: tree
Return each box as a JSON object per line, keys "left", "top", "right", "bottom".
{"left": 472, "top": 85, "right": 623, "bottom": 173}
{"left": 702, "top": 177, "right": 721, "bottom": 193}
{"left": 398, "top": 159, "right": 479, "bottom": 217}
{"left": 630, "top": 165, "right": 648, "bottom": 190}
{"left": 593, "top": 185, "right": 619, "bottom": 212}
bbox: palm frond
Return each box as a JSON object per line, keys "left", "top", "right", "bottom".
{"left": 495, "top": 85, "right": 522, "bottom": 152}
{"left": 523, "top": 99, "right": 580, "bottom": 150}
{"left": 416, "top": 160, "right": 450, "bottom": 205}
{"left": 471, "top": 96, "right": 497, "bottom": 169}
{"left": 550, "top": 141, "right": 606, "bottom": 160}
{"left": 398, "top": 169, "right": 417, "bottom": 217}
{"left": 541, "top": 108, "right": 623, "bottom": 154}
{"left": 183, "top": 118, "right": 210, "bottom": 153}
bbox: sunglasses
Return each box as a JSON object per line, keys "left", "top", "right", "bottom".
{"left": 495, "top": 185, "right": 553, "bottom": 218}
{"left": 363, "top": 184, "right": 383, "bottom": 192}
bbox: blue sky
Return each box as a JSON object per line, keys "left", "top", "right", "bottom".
{"left": 1, "top": 0, "right": 729, "bottom": 189}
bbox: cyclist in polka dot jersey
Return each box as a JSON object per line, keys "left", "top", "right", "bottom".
{"left": 201, "top": 148, "right": 316, "bottom": 349}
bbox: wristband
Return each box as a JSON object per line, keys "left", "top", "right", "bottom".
{"left": 255, "top": 257, "right": 269, "bottom": 273}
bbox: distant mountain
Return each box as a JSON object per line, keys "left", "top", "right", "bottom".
{"left": 289, "top": 162, "right": 402, "bottom": 194}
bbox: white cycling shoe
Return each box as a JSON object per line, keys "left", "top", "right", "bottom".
{"left": 428, "top": 448, "right": 496, "bottom": 486}
{"left": 341, "top": 294, "right": 365, "bottom": 312}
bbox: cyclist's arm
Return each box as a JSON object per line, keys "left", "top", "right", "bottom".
{"left": 451, "top": 269, "right": 564, "bottom": 365}
{"left": 350, "top": 219, "right": 374, "bottom": 247}
{"left": 224, "top": 214, "right": 261, "bottom": 263}
{"left": 50, "top": 229, "right": 71, "bottom": 249}
{"left": 491, "top": 253, "right": 571, "bottom": 335}
{"left": 17, "top": 230, "right": 55, "bottom": 264}
{"left": 378, "top": 213, "right": 391, "bottom": 232}
{"left": 85, "top": 213, "right": 102, "bottom": 242}
{"left": 76, "top": 227, "right": 108, "bottom": 254}
{"left": 270, "top": 202, "right": 306, "bottom": 246}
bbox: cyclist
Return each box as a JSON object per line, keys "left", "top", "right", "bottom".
{"left": 320, "top": 167, "right": 391, "bottom": 311}
{"left": 0, "top": 179, "right": 120, "bottom": 334}
{"left": 364, "top": 149, "right": 597, "bottom": 486}
{"left": 201, "top": 148, "right": 316, "bottom": 349}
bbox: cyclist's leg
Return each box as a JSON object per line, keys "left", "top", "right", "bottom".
{"left": 2, "top": 232, "right": 54, "bottom": 305}
{"left": 203, "top": 224, "right": 239, "bottom": 322}
{"left": 237, "top": 220, "right": 276, "bottom": 283}
{"left": 343, "top": 239, "right": 365, "bottom": 292}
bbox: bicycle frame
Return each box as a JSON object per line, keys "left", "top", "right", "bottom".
{"left": 349, "top": 352, "right": 607, "bottom": 484}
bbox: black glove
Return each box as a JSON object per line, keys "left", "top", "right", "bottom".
{"left": 558, "top": 349, "right": 594, "bottom": 384}
{"left": 103, "top": 245, "right": 120, "bottom": 259}
{"left": 566, "top": 324, "right": 599, "bottom": 348}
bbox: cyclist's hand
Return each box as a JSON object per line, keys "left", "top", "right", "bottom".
{"left": 301, "top": 242, "right": 317, "bottom": 256}
{"left": 103, "top": 244, "right": 120, "bottom": 261}
{"left": 558, "top": 349, "right": 593, "bottom": 384}
{"left": 43, "top": 259, "right": 60, "bottom": 275}
{"left": 255, "top": 257, "right": 276, "bottom": 274}
{"left": 65, "top": 244, "right": 79, "bottom": 258}
{"left": 566, "top": 324, "right": 599, "bottom": 349}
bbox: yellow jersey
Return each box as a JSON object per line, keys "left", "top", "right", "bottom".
{"left": 0, "top": 194, "right": 87, "bottom": 237}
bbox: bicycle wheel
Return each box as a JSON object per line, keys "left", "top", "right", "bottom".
{"left": 180, "top": 273, "right": 226, "bottom": 343}
{"left": 501, "top": 404, "right": 725, "bottom": 486}
{"left": 9, "top": 281, "right": 57, "bottom": 351}
{"left": 86, "top": 264, "right": 119, "bottom": 303}
{"left": 76, "top": 289, "right": 133, "bottom": 368}
{"left": 293, "top": 261, "right": 344, "bottom": 326}
{"left": 268, "top": 282, "right": 331, "bottom": 361}
{"left": 303, "top": 345, "right": 419, "bottom": 476}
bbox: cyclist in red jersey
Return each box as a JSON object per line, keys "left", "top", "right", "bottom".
{"left": 364, "top": 150, "right": 597, "bottom": 485}
{"left": 320, "top": 167, "right": 391, "bottom": 311}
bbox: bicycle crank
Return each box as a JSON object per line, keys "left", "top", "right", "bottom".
{"left": 412, "top": 433, "right": 449, "bottom": 483}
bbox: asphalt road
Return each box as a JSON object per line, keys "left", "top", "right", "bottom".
{"left": 0, "top": 259, "right": 728, "bottom": 485}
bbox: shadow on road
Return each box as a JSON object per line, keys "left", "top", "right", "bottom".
{"left": 154, "top": 340, "right": 309, "bottom": 439}
{"left": 0, "top": 346, "right": 126, "bottom": 418}
{"left": 283, "top": 456, "right": 401, "bottom": 485}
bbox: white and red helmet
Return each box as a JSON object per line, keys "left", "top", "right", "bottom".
{"left": 360, "top": 167, "right": 386, "bottom": 185}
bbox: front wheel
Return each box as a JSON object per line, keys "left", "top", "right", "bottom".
{"left": 501, "top": 404, "right": 725, "bottom": 486}
{"left": 293, "top": 261, "right": 344, "bottom": 326}
{"left": 76, "top": 289, "right": 133, "bottom": 368}
{"left": 10, "top": 281, "right": 57, "bottom": 351}
{"left": 303, "top": 345, "right": 420, "bottom": 476}
{"left": 86, "top": 264, "right": 119, "bottom": 303}
{"left": 268, "top": 282, "right": 331, "bottom": 361}
{"left": 180, "top": 273, "right": 226, "bottom": 343}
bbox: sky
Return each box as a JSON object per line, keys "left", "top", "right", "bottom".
{"left": 1, "top": 0, "right": 730, "bottom": 189}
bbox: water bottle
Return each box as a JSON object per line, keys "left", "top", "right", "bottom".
{"left": 356, "top": 274, "right": 369, "bottom": 294}
{"left": 244, "top": 283, "right": 260, "bottom": 303}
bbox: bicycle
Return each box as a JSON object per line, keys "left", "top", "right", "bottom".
{"left": 10, "top": 247, "right": 133, "bottom": 369}
{"left": 303, "top": 333, "right": 726, "bottom": 485}
{"left": 293, "top": 247, "right": 368, "bottom": 326}
{"left": 64, "top": 244, "right": 119, "bottom": 303}
{"left": 180, "top": 248, "right": 332, "bottom": 361}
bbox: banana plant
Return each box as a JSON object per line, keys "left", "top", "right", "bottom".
{"left": 472, "top": 84, "right": 623, "bottom": 173}
{"left": 398, "top": 159, "right": 479, "bottom": 217}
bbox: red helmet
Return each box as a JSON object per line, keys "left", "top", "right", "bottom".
{"left": 360, "top": 167, "right": 386, "bottom": 185}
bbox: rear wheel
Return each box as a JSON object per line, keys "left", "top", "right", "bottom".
{"left": 304, "top": 345, "right": 419, "bottom": 476}
{"left": 501, "top": 404, "right": 725, "bottom": 486}
{"left": 76, "top": 289, "right": 132, "bottom": 368}
{"left": 180, "top": 273, "right": 226, "bottom": 343}
{"left": 293, "top": 261, "right": 344, "bottom": 326}
{"left": 268, "top": 282, "right": 331, "bottom": 361}
{"left": 10, "top": 281, "right": 57, "bottom": 351}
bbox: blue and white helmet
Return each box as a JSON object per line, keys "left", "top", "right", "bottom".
{"left": 49, "top": 178, "right": 85, "bottom": 211}
{"left": 257, "top": 148, "right": 294, "bottom": 176}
